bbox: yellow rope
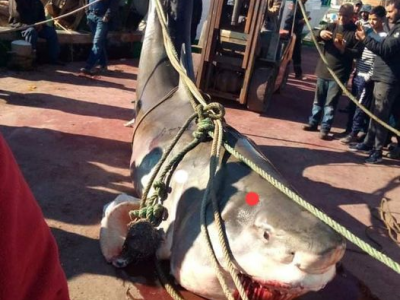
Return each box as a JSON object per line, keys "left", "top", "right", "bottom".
{"left": 149, "top": 2, "right": 400, "bottom": 300}
{"left": 379, "top": 198, "right": 400, "bottom": 244}
{"left": 298, "top": 0, "right": 400, "bottom": 137}
{"left": 153, "top": 1, "right": 249, "bottom": 298}
{"left": 219, "top": 138, "right": 400, "bottom": 274}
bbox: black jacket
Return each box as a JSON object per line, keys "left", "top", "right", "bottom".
{"left": 364, "top": 20, "right": 400, "bottom": 84}
{"left": 12, "top": 0, "right": 45, "bottom": 25}
{"left": 314, "top": 22, "right": 364, "bottom": 81}
{"left": 284, "top": 3, "right": 304, "bottom": 36}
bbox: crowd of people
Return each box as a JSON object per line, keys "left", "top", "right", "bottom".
{"left": 8, "top": 0, "right": 118, "bottom": 75}
{"left": 301, "top": 0, "right": 400, "bottom": 164}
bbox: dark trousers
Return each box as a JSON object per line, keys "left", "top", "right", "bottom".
{"left": 309, "top": 78, "right": 344, "bottom": 132}
{"left": 350, "top": 76, "right": 374, "bottom": 134}
{"left": 292, "top": 34, "right": 302, "bottom": 77}
{"left": 21, "top": 25, "right": 59, "bottom": 63}
{"left": 364, "top": 81, "right": 400, "bottom": 151}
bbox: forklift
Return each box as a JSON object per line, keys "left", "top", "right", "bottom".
{"left": 195, "top": 0, "right": 297, "bottom": 113}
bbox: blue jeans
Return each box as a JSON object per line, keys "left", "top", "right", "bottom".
{"left": 351, "top": 79, "right": 374, "bottom": 135}
{"left": 85, "top": 12, "right": 109, "bottom": 70}
{"left": 21, "top": 25, "right": 59, "bottom": 63}
{"left": 309, "top": 78, "right": 344, "bottom": 132}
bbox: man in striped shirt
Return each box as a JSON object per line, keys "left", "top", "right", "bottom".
{"left": 341, "top": 6, "right": 388, "bottom": 144}
{"left": 353, "top": 0, "right": 400, "bottom": 163}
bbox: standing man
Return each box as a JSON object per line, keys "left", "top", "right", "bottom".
{"left": 352, "top": 0, "right": 400, "bottom": 163}
{"left": 284, "top": 0, "right": 310, "bottom": 80}
{"left": 10, "top": 0, "right": 60, "bottom": 65}
{"left": 303, "top": 3, "right": 363, "bottom": 140}
{"left": 80, "top": 0, "right": 119, "bottom": 75}
{"left": 341, "top": 5, "right": 387, "bottom": 144}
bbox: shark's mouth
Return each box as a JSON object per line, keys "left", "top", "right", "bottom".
{"left": 233, "top": 274, "right": 306, "bottom": 300}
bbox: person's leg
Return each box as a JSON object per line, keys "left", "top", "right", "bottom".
{"left": 320, "top": 79, "right": 343, "bottom": 134}
{"left": 371, "top": 82, "right": 400, "bottom": 153}
{"left": 21, "top": 27, "right": 38, "bottom": 52}
{"left": 305, "top": 78, "right": 327, "bottom": 129}
{"left": 346, "top": 75, "right": 366, "bottom": 133}
{"left": 84, "top": 14, "right": 109, "bottom": 71}
{"left": 359, "top": 80, "right": 374, "bottom": 134}
{"left": 293, "top": 36, "right": 302, "bottom": 78}
{"left": 98, "top": 28, "right": 109, "bottom": 69}
{"left": 38, "top": 25, "right": 60, "bottom": 64}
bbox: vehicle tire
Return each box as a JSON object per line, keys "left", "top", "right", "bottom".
{"left": 247, "top": 67, "right": 277, "bottom": 113}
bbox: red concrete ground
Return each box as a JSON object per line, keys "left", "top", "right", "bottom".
{"left": 0, "top": 46, "right": 399, "bottom": 300}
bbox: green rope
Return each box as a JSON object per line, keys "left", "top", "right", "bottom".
{"left": 200, "top": 120, "right": 250, "bottom": 300}
{"left": 220, "top": 138, "right": 400, "bottom": 274}
{"left": 139, "top": 3, "right": 400, "bottom": 300}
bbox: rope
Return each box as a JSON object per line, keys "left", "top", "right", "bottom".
{"left": 0, "top": 0, "right": 102, "bottom": 34}
{"left": 138, "top": 1, "right": 400, "bottom": 300}
{"left": 297, "top": 0, "right": 400, "bottom": 137}
{"left": 379, "top": 198, "right": 400, "bottom": 244}
{"left": 219, "top": 138, "right": 400, "bottom": 274}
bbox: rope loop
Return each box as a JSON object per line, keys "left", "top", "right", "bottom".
{"left": 129, "top": 203, "right": 166, "bottom": 227}
{"left": 204, "top": 102, "right": 226, "bottom": 120}
{"left": 193, "top": 117, "right": 214, "bottom": 141}
{"left": 153, "top": 180, "right": 168, "bottom": 200}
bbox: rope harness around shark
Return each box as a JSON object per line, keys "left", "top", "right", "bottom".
{"left": 129, "top": 1, "right": 400, "bottom": 300}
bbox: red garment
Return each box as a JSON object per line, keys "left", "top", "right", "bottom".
{"left": 0, "top": 134, "right": 70, "bottom": 300}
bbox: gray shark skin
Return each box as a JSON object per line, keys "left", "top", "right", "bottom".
{"left": 129, "top": 0, "right": 346, "bottom": 299}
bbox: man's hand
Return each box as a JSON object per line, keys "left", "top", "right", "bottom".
{"left": 355, "top": 27, "right": 366, "bottom": 41}
{"left": 333, "top": 38, "right": 346, "bottom": 53}
{"left": 320, "top": 30, "right": 333, "bottom": 41}
{"left": 102, "top": 15, "right": 110, "bottom": 23}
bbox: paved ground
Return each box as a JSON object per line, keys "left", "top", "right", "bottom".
{"left": 0, "top": 46, "right": 399, "bottom": 300}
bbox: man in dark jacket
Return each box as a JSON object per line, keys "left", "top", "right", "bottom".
{"left": 303, "top": 3, "right": 364, "bottom": 140}
{"left": 284, "top": 0, "right": 309, "bottom": 79}
{"left": 10, "top": 0, "right": 60, "bottom": 64}
{"left": 80, "top": 0, "right": 119, "bottom": 75}
{"left": 352, "top": 0, "right": 400, "bottom": 163}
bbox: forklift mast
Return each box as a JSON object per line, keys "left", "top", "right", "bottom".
{"left": 195, "top": 0, "right": 296, "bottom": 113}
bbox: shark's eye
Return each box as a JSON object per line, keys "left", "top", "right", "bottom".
{"left": 263, "top": 231, "right": 270, "bottom": 241}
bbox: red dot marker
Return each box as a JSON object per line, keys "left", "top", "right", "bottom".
{"left": 246, "top": 192, "right": 259, "bottom": 206}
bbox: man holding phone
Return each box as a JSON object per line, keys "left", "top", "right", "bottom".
{"left": 303, "top": 3, "right": 364, "bottom": 140}
{"left": 352, "top": 0, "right": 400, "bottom": 163}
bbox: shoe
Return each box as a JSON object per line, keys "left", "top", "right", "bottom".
{"left": 79, "top": 67, "right": 95, "bottom": 76}
{"left": 320, "top": 131, "right": 329, "bottom": 140}
{"left": 303, "top": 124, "right": 318, "bottom": 131}
{"left": 96, "top": 65, "right": 108, "bottom": 73}
{"left": 365, "top": 151, "right": 383, "bottom": 164}
{"left": 340, "top": 134, "right": 357, "bottom": 144}
{"left": 349, "top": 143, "right": 373, "bottom": 152}
{"left": 295, "top": 74, "right": 307, "bottom": 80}
{"left": 387, "top": 146, "right": 400, "bottom": 159}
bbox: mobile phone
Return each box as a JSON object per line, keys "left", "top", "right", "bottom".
{"left": 357, "top": 22, "right": 363, "bottom": 31}
{"left": 336, "top": 32, "right": 343, "bottom": 42}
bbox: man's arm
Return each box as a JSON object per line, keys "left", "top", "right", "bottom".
{"left": 363, "top": 31, "right": 400, "bottom": 59}
{"left": 343, "top": 34, "right": 364, "bottom": 59}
